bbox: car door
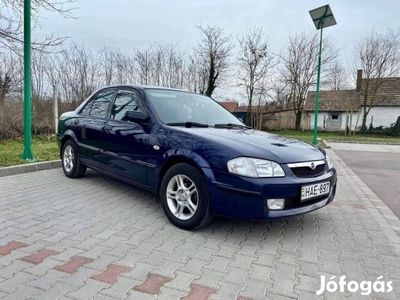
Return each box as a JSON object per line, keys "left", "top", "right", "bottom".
{"left": 100, "top": 89, "right": 151, "bottom": 188}
{"left": 74, "top": 89, "right": 116, "bottom": 169}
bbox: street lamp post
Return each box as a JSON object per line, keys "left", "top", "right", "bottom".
{"left": 309, "top": 4, "right": 336, "bottom": 145}
{"left": 21, "top": 0, "right": 34, "bottom": 160}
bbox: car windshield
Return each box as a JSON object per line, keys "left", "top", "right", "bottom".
{"left": 145, "top": 89, "right": 245, "bottom": 127}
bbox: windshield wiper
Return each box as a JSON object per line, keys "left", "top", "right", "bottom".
{"left": 166, "top": 122, "right": 209, "bottom": 128}
{"left": 214, "top": 123, "right": 252, "bottom": 129}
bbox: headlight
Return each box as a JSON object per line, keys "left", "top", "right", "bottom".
{"left": 326, "top": 154, "right": 333, "bottom": 170}
{"left": 227, "top": 157, "right": 285, "bottom": 178}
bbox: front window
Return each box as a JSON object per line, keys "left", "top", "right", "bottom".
{"left": 145, "top": 89, "right": 243, "bottom": 126}
{"left": 112, "top": 90, "right": 143, "bottom": 121}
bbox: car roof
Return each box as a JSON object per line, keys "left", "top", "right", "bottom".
{"left": 99, "top": 84, "right": 190, "bottom": 93}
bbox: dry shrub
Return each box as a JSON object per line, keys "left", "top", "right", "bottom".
{"left": 0, "top": 98, "right": 56, "bottom": 141}
{"left": 32, "top": 97, "right": 55, "bottom": 136}
{"left": 0, "top": 101, "right": 24, "bottom": 140}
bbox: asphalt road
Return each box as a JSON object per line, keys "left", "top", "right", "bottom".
{"left": 330, "top": 142, "right": 400, "bottom": 219}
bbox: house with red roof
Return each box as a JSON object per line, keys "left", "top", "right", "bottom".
{"left": 305, "top": 71, "right": 400, "bottom": 131}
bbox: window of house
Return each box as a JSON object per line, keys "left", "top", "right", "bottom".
{"left": 331, "top": 114, "right": 339, "bottom": 121}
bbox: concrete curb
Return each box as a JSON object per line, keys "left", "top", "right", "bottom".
{"left": 0, "top": 160, "right": 61, "bottom": 177}
{"left": 319, "top": 139, "right": 331, "bottom": 149}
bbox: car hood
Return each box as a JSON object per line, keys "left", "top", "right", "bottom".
{"left": 168, "top": 127, "right": 325, "bottom": 164}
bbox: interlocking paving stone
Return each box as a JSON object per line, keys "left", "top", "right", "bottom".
{"left": 91, "top": 264, "right": 131, "bottom": 284}
{"left": 163, "top": 271, "right": 198, "bottom": 292}
{"left": 181, "top": 284, "right": 217, "bottom": 300}
{"left": 98, "top": 276, "right": 141, "bottom": 299}
{"left": 0, "top": 271, "right": 36, "bottom": 293}
{"left": 1, "top": 149, "right": 400, "bottom": 299}
{"left": 24, "top": 258, "right": 63, "bottom": 276}
{"left": 0, "top": 260, "right": 32, "bottom": 279}
{"left": 20, "top": 248, "right": 59, "bottom": 264}
{"left": 55, "top": 256, "right": 94, "bottom": 274}
{"left": 237, "top": 296, "right": 254, "bottom": 300}
{"left": 121, "top": 261, "right": 157, "bottom": 281}
{"left": 192, "top": 268, "right": 225, "bottom": 289}
{"left": 66, "top": 278, "right": 111, "bottom": 300}
{"left": 156, "top": 287, "right": 187, "bottom": 300}
{"left": 210, "top": 280, "right": 244, "bottom": 300}
{"left": 26, "top": 269, "right": 68, "bottom": 290}
{"left": 1, "top": 284, "right": 42, "bottom": 300}
{"left": 0, "top": 241, "right": 28, "bottom": 255}
{"left": 133, "top": 272, "right": 173, "bottom": 294}
{"left": 0, "top": 249, "right": 35, "bottom": 267}
{"left": 177, "top": 257, "right": 209, "bottom": 276}
{"left": 151, "top": 259, "right": 185, "bottom": 278}
{"left": 239, "top": 278, "right": 268, "bottom": 300}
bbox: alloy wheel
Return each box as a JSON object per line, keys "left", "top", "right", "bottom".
{"left": 166, "top": 174, "right": 199, "bottom": 221}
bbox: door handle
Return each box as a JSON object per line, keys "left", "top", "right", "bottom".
{"left": 74, "top": 119, "right": 79, "bottom": 125}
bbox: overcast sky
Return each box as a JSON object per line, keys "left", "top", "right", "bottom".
{"left": 33, "top": 0, "right": 400, "bottom": 99}
{"left": 36, "top": 0, "right": 400, "bottom": 59}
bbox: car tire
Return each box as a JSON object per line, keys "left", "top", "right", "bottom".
{"left": 61, "top": 139, "right": 87, "bottom": 178}
{"left": 161, "top": 163, "right": 213, "bottom": 230}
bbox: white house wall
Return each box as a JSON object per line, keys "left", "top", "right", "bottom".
{"left": 363, "top": 106, "right": 400, "bottom": 128}
{"left": 307, "top": 111, "right": 361, "bottom": 131}
{"left": 307, "top": 106, "right": 400, "bottom": 131}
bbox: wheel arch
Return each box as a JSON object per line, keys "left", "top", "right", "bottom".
{"left": 155, "top": 150, "right": 215, "bottom": 203}
{"left": 59, "top": 130, "right": 79, "bottom": 158}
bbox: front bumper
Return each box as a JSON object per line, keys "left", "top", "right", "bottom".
{"left": 206, "top": 168, "right": 337, "bottom": 220}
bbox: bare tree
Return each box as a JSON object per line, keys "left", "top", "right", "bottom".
{"left": 113, "top": 50, "right": 131, "bottom": 84}
{"left": 280, "top": 31, "right": 337, "bottom": 129}
{"left": 353, "top": 28, "right": 400, "bottom": 130}
{"left": 98, "top": 46, "right": 116, "bottom": 86}
{"left": 0, "top": 0, "right": 76, "bottom": 53}
{"left": 194, "top": 25, "right": 233, "bottom": 97}
{"left": 324, "top": 61, "right": 349, "bottom": 91}
{"left": 0, "top": 72, "right": 11, "bottom": 104}
{"left": 0, "top": 51, "right": 22, "bottom": 103}
{"left": 31, "top": 50, "right": 48, "bottom": 99}
{"left": 268, "top": 79, "right": 291, "bottom": 110}
{"left": 43, "top": 53, "right": 63, "bottom": 131}
{"left": 97, "top": 46, "right": 132, "bottom": 86}
{"left": 57, "top": 42, "right": 100, "bottom": 106}
{"left": 133, "top": 47, "right": 153, "bottom": 86}
{"left": 237, "top": 27, "right": 275, "bottom": 126}
{"left": 186, "top": 54, "right": 207, "bottom": 94}
{"left": 132, "top": 43, "right": 188, "bottom": 89}
{"left": 155, "top": 43, "right": 186, "bottom": 89}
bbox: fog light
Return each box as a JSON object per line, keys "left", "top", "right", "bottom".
{"left": 267, "top": 198, "right": 285, "bottom": 210}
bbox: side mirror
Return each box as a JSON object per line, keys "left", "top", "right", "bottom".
{"left": 123, "top": 111, "right": 149, "bottom": 123}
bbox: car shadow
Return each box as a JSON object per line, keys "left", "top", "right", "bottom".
{"left": 81, "top": 169, "right": 318, "bottom": 240}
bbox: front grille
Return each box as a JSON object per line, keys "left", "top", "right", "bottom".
{"left": 290, "top": 165, "right": 325, "bottom": 178}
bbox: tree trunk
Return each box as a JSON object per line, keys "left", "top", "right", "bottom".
{"left": 295, "top": 111, "right": 302, "bottom": 130}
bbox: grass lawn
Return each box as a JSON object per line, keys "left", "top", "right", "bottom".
{"left": 0, "top": 135, "right": 60, "bottom": 168}
{"left": 0, "top": 131, "right": 399, "bottom": 168}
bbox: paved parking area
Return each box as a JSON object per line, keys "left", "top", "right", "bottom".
{"left": 0, "top": 148, "right": 400, "bottom": 299}
{"left": 330, "top": 142, "right": 400, "bottom": 219}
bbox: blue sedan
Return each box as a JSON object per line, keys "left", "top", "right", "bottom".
{"left": 57, "top": 85, "right": 337, "bottom": 230}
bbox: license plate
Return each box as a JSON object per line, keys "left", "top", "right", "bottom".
{"left": 301, "top": 181, "right": 330, "bottom": 201}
